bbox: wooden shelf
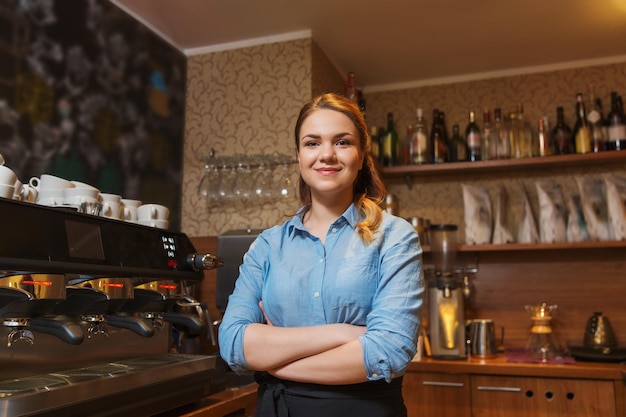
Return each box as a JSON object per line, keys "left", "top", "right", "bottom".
{"left": 422, "top": 240, "right": 626, "bottom": 253}
{"left": 380, "top": 150, "right": 626, "bottom": 178}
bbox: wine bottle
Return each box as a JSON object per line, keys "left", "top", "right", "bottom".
{"left": 494, "top": 108, "right": 511, "bottom": 159}
{"left": 587, "top": 97, "right": 607, "bottom": 152}
{"left": 465, "top": 110, "right": 482, "bottom": 161}
{"left": 606, "top": 92, "right": 626, "bottom": 151}
{"left": 515, "top": 103, "right": 534, "bottom": 158}
{"left": 401, "top": 125, "right": 412, "bottom": 165}
{"left": 481, "top": 109, "right": 498, "bottom": 160}
{"left": 381, "top": 112, "right": 398, "bottom": 166}
{"left": 345, "top": 72, "right": 358, "bottom": 104}
{"left": 376, "top": 127, "right": 385, "bottom": 164}
{"left": 537, "top": 117, "right": 552, "bottom": 157}
{"left": 410, "top": 108, "right": 430, "bottom": 164}
{"left": 369, "top": 126, "right": 380, "bottom": 161}
{"left": 551, "top": 107, "right": 573, "bottom": 154}
{"left": 430, "top": 109, "right": 445, "bottom": 164}
{"left": 573, "top": 93, "right": 592, "bottom": 154}
{"left": 448, "top": 124, "right": 468, "bottom": 162}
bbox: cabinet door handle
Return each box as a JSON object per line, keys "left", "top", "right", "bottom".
{"left": 477, "top": 386, "right": 522, "bottom": 392}
{"left": 422, "top": 381, "right": 465, "bottom": 387}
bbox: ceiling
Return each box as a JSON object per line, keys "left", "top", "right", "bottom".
{"left": 112, "top": 0, "right": 626, "bottom": 91}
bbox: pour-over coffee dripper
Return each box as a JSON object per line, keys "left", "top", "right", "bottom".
{"left": 525, "top": 302, "right": 561, "bottom": 361}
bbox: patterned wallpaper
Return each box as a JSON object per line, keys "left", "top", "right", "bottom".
{"left": 182, "top": 38, "right": 626, "bottom": 240}
{"left": 182, "top": 38, "right": 343, "bottom": 237}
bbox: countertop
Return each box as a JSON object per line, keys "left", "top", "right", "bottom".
{"left": 409, "top": 354, "right": 626, "bottom": 380}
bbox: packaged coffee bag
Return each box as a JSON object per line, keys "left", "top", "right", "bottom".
{"left": 535, "top": 181, "right": 567, "bottom": 243}
{"left": 575, "top": 176, "right": 610, "bottom": 241}
{"left": 566, "top": 195, "right": 589, "bottom": 242}
{"left": 462, "top": 184, "right": 492, "bottom": 244}
{"left": 518, "top": 188, "right": 539, "bottom": 244}
{"left": 603, "top": 174, "right": 626, "bottom": 240}
{"left": 492, "top": 185, "right": 515, "bottom": 244}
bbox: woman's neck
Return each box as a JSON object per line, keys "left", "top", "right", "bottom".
{"left": 303, "top": 192, "right": 353, "bottom": 243}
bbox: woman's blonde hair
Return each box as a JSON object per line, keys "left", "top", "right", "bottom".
{"left": 294, "top": 93, "right": 387, "bottom": 243}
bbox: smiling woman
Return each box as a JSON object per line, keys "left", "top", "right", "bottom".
{"left": 218, "top": 93, "right": 425, "bottom": 417}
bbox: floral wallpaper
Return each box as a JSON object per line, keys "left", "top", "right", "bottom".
{"left": 182, "top": 38, "right": 626, "bottom": 240}
{"left": 182, "top": 38, "right": 343, "bottom": 237}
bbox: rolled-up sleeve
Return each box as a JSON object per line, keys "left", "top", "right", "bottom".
{"left": 218, "top": 236, "right": 267, "bottom": 374}
{"left": 360, "top": 219, "right": 424, "bottom": 382}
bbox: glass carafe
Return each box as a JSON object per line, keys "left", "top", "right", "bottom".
{"left": 525, "top": 302, "right": 561, "bottom": 361}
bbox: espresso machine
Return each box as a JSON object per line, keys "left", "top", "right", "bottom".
{"left": 427, "top": 224, "right": 468, "bottom": 359}
{"left": 0, "top": 198, "right": 223, "bottom": 416}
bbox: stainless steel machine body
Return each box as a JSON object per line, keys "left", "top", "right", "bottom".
{"left": 0, "top": 199, "right": 223, "bottom": 416}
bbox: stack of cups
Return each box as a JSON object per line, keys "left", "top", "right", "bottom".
{"left": 137, "top": 204, "right": 169, "bottom": 229}
{"left": 120, "top": 199, "right": 142, "bottom": 223}
{"left": 30, "top": 174, "right": 75, "bottom": 206}
{"left": 7, "top": 164, "right": 169, "bottom": 228}
{"left": 0, "top": 164, "right": 18, "bottom": 201}
{"left": 99, "top": 193, "right": 122, "bottom": 220}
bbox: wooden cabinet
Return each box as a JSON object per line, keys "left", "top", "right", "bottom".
{"left": 403, "top": 372, "right": 471, "bottom": 417}
{"left": 471, "top": 375, "right": 616, "bottom": 417}
{"left": 403, "top": 359, "right": 626, "bottom": 417}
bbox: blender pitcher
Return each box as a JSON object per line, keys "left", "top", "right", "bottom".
{"left": 525, "top": 302, "right": 561, "bottom": 361}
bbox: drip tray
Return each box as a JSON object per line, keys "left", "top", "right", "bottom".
{"left": 0, "top": 353, "right": 218, "bottom": 416}
{"left": 0, "top": 376, "right": 68, "bottom": 397}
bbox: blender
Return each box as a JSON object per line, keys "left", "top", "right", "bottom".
{"left": 427, "top": 224, "right": 467, "bottom": 359}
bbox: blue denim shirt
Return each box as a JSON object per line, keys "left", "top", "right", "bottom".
{"left": 218, "top": 203, "right": 424, "bottom": 382}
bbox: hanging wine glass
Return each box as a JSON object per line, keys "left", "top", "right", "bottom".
{"left": 231, "top": 162, "right": 250, "bottom": 201}
{"left": 197, "top": 162, "right": 212, "bottom": 198}
{"left": 252, "top": 162, "right": 272, "bottom": 201}
{"left": 217, "top": 164, "right": 232, "bottom": 201}
{"left": 276, "top": 163, "right": 294, "bottom": 198}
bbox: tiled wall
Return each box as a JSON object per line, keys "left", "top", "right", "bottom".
{"left": 182, "top": 39, "right": 626, "bottom": 240}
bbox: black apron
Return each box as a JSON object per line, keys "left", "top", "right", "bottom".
{"left": 253, "top": 373, "right": 407, "bottom": 417}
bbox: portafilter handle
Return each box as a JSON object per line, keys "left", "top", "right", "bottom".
{"left": 186, "top": 253, "right": 224, "bottom": 271}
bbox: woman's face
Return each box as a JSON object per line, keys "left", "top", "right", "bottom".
{"left": 297, "top": 108, "right": 364, "bottom": 200}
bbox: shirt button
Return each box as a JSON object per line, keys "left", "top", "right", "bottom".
{"left": 314, "top": 291, "right": 320, "bottom": 298}
{"left": 319, "top": 258, "right": 324, "bottom": 263}
{"left": 331, "top": 228, "right": 337, "bottom": 233}
{"left": 372, "top": 373, "right": 379, "bottom": 379}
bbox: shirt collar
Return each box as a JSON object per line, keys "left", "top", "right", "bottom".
{"left": 288, "top": 203, "right": 360, "bottom": 237}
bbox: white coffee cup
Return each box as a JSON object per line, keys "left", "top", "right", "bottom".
{"left": 19, "top": 182, "right": 39, "bottom": 203}
{"left": 137, "top": 219, "right": 169, "bottom": 229}
{"left": 36, "top": 188, "right": 64, "bottom": 206}
{"left": 12, "top": 179, "right": 23, "bottom": 200}
{"left": 99, "top": 193, "right": 122, "bottom": 219}
{"left": 121, "top": 199, "right": 142, "bottom": 222}
{"left": 30, "top": 174, "right": 75, "bottom": 192}
{"left": 0, "top": 183, "right": 15, "bottom": 199}
{"left": 71, "top": 181, "right": 99, "bottom": 191}
{"left": 63, "top": 187, "right": 100, "bottom": 206}
{"left": 0, "top": 165, "right": 17, "bottom": 187}
{"left": 137, "top": 203, "right": 169, "bottom": 221}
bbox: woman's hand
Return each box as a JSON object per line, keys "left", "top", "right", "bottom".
{"left": 259, "top": 301, "right": 274, "bottom": 326}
